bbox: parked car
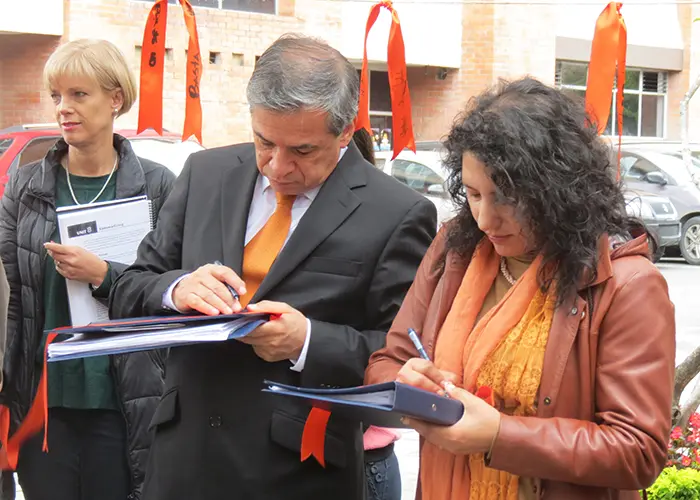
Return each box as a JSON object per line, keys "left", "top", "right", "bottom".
{"left": 375, "top": 150, "right": 456, "bottom": 225}
{"left": 0, "top": 124, "right": 203, "bottom": 196}
{"left": 376, "top": 147, "right": 680, "bottom": 262}
{"left": 615, "top": 145, "right": 700, "bottom": 264}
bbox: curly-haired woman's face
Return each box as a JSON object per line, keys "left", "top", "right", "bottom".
{"left": 462, "top": 153, "right": 531, "bottom": 258}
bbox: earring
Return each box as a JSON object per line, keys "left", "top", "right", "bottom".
{"left": 113, "top": 108, "right": 119, "bottom": 116}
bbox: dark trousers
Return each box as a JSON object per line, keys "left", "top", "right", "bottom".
{"left": 365, "top": 449, "right": 401, "bottom": 500}
{"left": 16, "top": 408, "right": 130, "bottom": 500}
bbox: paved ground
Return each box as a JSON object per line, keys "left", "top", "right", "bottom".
{"left": 13, "top": 258, "right": 700, "bottom": 500}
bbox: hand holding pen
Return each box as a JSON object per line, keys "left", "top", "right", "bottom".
{"left": 396, "top": 328, "right": 459, "bottom": 395}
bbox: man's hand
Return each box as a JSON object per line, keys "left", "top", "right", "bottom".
{"left": 242, "top": 301, "right": 307, "bottom": 362}
{"left": 172, "top": 264, "right": 246, "bottom": 315}
{"left": 44, "top": 242, "right": 108, "bottom": 287}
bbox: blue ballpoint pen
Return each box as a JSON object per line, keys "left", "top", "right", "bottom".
{"left": 407, "top": 328, "right": 454, "bottom": 396}
{"left": 407, "top": 328, "right": 430, "bottom": 361}
{"left": 213, "top": 260, "right": 240, "bottom": 301}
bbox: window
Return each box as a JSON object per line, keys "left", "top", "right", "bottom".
{"left": 134, "top": 0, "right": 275, "bottom": 14}
{"left": 391, "top": 160, "right": 443, "bottom": 194}
{"left": 0, "top": 139, "right": 14, "bottom": 159}
{"left": 15, "top": 138, "right": 60, "bottom": 169}
{"left": 358, "top": 70, "right": 394, "bottom": 152}
{"left": 555, "top": 61, "right": 668, "bottom": 138}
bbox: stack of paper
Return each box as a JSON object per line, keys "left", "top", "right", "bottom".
{"left": 47, "top": 313, "right": 269, "bottom": 362}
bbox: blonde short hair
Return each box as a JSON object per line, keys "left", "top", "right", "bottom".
{"left": 43, "top": 39, "right": 137, "bottom": 117}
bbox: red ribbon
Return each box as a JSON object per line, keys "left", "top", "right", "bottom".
{"left": 300, "top": 407, "right": 331, "bottom": 467}
{"left": 0, "top": 332, "right": 59, "bottom": 470}
{"left": 355, "top": 0, "right": 415, "bottom": 161}
{"left": 137, "top": 0, "right": 203, "bottom": 144}
{"left": 585, "top": 1, "right": 627, "bottom": 177}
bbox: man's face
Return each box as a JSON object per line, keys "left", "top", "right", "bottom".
{"left": 251, "top": 107, "right": 354, "bottom": 195}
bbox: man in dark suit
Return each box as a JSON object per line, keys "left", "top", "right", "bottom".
{"left": 109, "top": 33, "right": 437, "bottom": 500}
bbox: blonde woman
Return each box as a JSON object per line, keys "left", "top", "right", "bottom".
{"left": 0, "top": 39, "right": 176, "bottom": 500}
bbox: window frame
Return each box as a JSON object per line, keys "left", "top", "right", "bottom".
{"left": 132, "top": 0, "right": 277, "bottom": 15}
{"left": 555, "top": 60, "right": 668, "bottom": 139}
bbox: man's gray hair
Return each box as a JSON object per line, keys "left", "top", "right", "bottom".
{"left": 246, "top": 34, "right": 360, "bottom": 136}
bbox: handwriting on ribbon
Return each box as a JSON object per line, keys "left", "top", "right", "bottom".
{"left": 137, "top": 0, "right": 203, "bottom": 144}
{"left": 355, "top": 0, "right": 415, "bottom": 160}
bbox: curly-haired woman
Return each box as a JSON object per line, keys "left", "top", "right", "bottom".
{"left": 365, "top": 77, "right": 675, "bottom": 500}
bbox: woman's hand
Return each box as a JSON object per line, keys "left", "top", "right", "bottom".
{"left": 44, "top": 242, "right": 108, "bottom": 287}
{"left": 396, "top": 358, "right": 460, "bottom": 394}
{"left": 403, "top": 383, "right": 502, "bottom": 456}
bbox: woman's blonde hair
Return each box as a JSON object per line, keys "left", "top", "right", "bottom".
{"left": 43, "top": 39, "right": 137, "bottom": 117}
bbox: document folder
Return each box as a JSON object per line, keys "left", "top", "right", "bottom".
{"left": 263, "top": 380, "right": 464, "bottom": 428}
{"left": 47, "top": 312, "right": 269, "bottom": 362}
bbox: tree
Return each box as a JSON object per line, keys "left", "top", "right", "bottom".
{"left": 673, "top": 345, "right": 700, "bottom": 429}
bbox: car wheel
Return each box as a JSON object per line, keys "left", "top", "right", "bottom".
{"left": 680, "top": 216, "right": 700, "bottom": 265}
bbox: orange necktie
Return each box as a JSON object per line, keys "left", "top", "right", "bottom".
{"left": 239, "top": 192, "right": 296, "bottom": 307}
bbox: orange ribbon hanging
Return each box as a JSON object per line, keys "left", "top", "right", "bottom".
{"left": 0, "top": 332, "right": 59, "bottom": 470}
{"left": 300, "top": 407, "right": 331, "bottom": 467}
{"left": 585, "top": 1, "right": 627, "bottom": 176}
{"left": 137, "top": 0, "right": 203, "bottom": 144}
{"left": 355, "top": 0, "right": 415, "bottom": 161}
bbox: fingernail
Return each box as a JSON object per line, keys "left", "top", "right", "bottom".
{"left": 224, "top": 307, "right": 233, "bottom": 315}
{"left": 240, "top": 287, "right": 247, "bottom": 295}
{"left": 442, "top": 381, "right": 456, "bottom": 391}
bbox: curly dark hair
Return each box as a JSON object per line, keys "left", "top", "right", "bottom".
{"left": 442, "top": 76, "right": 631, "bottom": 304}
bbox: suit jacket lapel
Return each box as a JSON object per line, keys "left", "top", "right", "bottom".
{"left": 251, "top": 143, "right": 367, "bottom": 302}
{"left": 221, "top": 146, "right": 259, "bottom": 275}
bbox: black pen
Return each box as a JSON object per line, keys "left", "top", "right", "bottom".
{"left": 213, "top": 260, "right": 240, "bottom": 301}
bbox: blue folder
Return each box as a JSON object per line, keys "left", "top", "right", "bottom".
{"left": 262, "top": 380, "right": 464, "bottom": 428}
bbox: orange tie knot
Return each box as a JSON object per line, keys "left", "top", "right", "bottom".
{"left": 275, "top": 192, "right": 296, "bottom": 208}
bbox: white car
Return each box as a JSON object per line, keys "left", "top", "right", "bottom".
{"left": 374, "top": 150, "right": 456, "bottom": 225}
{"left": 128, "top": 137, "right": 204, "bottom": 177}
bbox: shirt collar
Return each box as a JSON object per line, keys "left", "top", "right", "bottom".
{"left": 260, "top": 146, "right": 348, "bottom": 202}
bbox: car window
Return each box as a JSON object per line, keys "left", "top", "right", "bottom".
{"left": 620, "top": 155, "right": 663, "bottom": 181}
{"left": 391, "top": 159, "right": 443, "bottom": 193}
{"left": 17, "top": 137, "right": 60, "bottom": 168}
{"left": 0, "top": 138, "right": 14, "bottom": 159}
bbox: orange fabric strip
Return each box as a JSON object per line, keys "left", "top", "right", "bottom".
{"left": 355, "top": 0, "right": 415, "bottom": 160}
{"left": 179, "top": 0, "right": 203, "bottom": 144}
{"left": 0, "top": 332, "right": 59, "bottom": 470}
{"left": 300, "top": 407, "right": 331, "bottom": 467}
{"left": 137, "top": 0, "right": 168, "bottom": 137}
{"left": 137, "top": 0, "right": 203, "bottom": 143}
{"left": 585, "top": 2, "right": 626, "bottom": 177}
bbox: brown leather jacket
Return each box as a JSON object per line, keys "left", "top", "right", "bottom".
{"left": 366, "top": 228, "right": 676, "bottom": 500}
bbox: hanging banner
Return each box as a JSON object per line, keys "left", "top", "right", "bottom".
{"left": 355, "top": 0, "right": 415, "bottom": 161}
{"left": 585, "top": 1, "right": 626, "bottom": 174}
{"left": 137, "top": 0, "right": 203, "bottom": 144}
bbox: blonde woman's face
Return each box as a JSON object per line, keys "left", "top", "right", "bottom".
{"left": 462, "top": 152, "right": 532, "bottom": 258}
{"left": 49, "top": 75, "right": 122, "bottom": 147}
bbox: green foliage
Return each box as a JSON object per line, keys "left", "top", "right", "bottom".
{"left": 646, "top": 467, "right": 700, "bottom": 500}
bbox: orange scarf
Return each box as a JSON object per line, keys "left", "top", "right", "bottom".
{"left": 420, "top": 239, "right": 555, "bottom": 500}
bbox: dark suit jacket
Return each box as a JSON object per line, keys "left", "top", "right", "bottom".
{"left": 108, "top": 141, "right": 437, "bottom": 500}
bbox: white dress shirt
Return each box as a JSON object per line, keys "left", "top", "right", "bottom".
{"left": 163, "top": 148, "right": 346, "bottom": 372}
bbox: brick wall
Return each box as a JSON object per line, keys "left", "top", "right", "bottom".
{"left": 0, "top": 34, "right": 61, "bottom": 128}
{"left": 667, "top": 2, "right": 693, "bottom": 140}
{"left": 66, "top": 0, "right": 345, "bottom": 147}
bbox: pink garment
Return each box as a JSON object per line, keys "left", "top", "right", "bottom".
{"left": 363, "top": 425, "right": 401, "bottom": 451}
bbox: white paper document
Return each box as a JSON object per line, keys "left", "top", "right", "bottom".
{"left": 56, "top": 196, "right": 154, "bottom": 326}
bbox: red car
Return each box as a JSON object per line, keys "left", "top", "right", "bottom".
{"left": 0, "top": 124, "right": 201, "bottom": 197}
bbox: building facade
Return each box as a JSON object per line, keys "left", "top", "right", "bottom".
{"left": 1, "top": 0, "right": 699, "bottom": 148}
